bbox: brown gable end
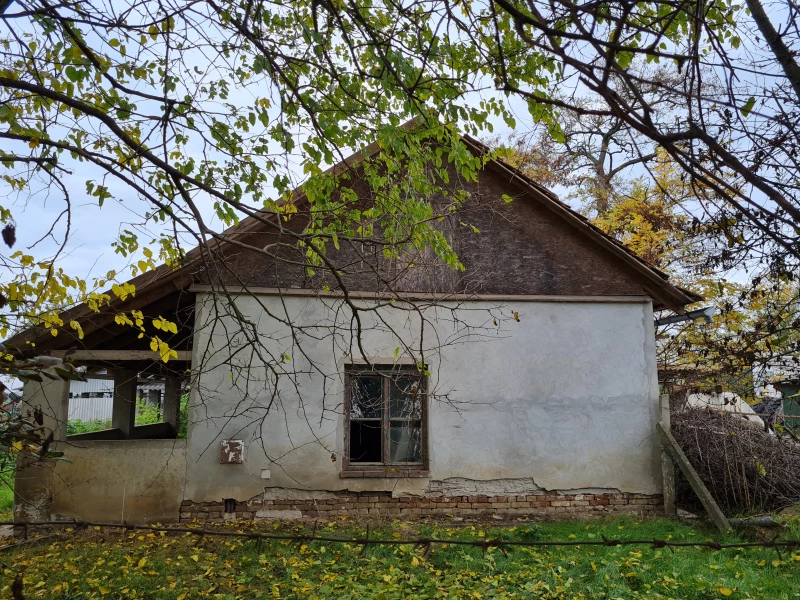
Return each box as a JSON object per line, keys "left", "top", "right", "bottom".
{"left": 196, "top": 160, "right": 690, "bottom": 307}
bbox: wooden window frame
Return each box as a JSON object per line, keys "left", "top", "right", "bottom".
{"left": 341, "top": 365, "right": 429, "bottom": 478}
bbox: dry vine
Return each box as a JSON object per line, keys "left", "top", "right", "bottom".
{"left": 672, "top": 408, "right": 800, "bottom": 514}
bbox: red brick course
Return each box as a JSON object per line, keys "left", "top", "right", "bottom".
{"left": 179, "top": 492, "right": 663, "bottom": 522}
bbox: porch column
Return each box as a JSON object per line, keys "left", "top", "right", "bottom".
{"left": 15, "top": 378, "right": 69, "bottom": 521}
{"left": 163, "top": 376, "right": 181, "bottom": 433}
{"left": 112, "top": 368, "right": 138, "bottom": 438}
{"left": 19, "top": 377, "right": 69, "bottom": 442}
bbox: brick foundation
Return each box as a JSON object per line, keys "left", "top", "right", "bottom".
{"left": 179, "top": 492, "right": 663, "bottom": 522}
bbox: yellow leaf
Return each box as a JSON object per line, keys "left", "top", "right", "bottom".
{"left": 100, "top": 587, "right": 112, "bottom": 595}
{"left": 138, "top": 557, "right": 146, "bottom": 568}
{"left": 191, "top": 555, "right": 199, "bottom": 562}
{"left": 411, "top": 556, "right": 420, "bottom": 567}
{"left": 28, "top": 138, "right": 40, "bottom": 149}
{"left": 177, "top": 594, "right": 187, "bottom": 600}
{"left": 719, "top": 588, "right": 732, "bottom": 596}
{"left": 772, "top": 558, "right": 781, "bottom": 567}
{"left": 383, "top": 574, "right": 391, "bottom": 582}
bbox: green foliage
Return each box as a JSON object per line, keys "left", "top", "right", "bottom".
{"left": 3, "top": 518, "right": 800, "bottom": 598}
{"left": 66, "top": 393, "right": 189, "bottom": 437}
{"left": 135, "top": 399, "right": 162, "bottom": 427}
{"left": 66, "top": 418, "right": 112, "bottom": 436}
{"left": 0, "top": 458, "right": 14, "bottom": 516}
{"left": 0, "top": 0, "right": 508, "bottom": 356}
{"left": 178, "top": 394, "right": 188, "bottom": 439}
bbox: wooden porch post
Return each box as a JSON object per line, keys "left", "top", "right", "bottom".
{"left": 659, "top": 393, "right": 677, "bottom": 516}
{"left": 112, "top": 368, "right": 139, "bottom": 439}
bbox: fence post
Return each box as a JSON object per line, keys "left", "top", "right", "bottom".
{"left": 660, "top": 393, "right": 677, "bottom": 516}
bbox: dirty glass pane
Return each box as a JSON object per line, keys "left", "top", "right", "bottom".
{"left": 389, "top": 375, "right": 422, "bottom": 418}
{"left": 350, "top": 376, "right": 382, "bottom": 419}
{"left": 389, "top": 421, "right": 421, "bottom": 463}
{"left": 349, "top": 421, "right": 382, "bottom": 463}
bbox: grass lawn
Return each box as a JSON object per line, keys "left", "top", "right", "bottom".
{"left": 2, "top": 516, "right": 800, "bottom": 599}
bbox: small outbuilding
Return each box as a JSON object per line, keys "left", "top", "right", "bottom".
{"left": 10, "top": 133, "right": 698, "bottom": 523}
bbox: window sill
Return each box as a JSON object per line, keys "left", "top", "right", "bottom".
{"left": 340, "top": 469, "right": 430, "bottom": 478}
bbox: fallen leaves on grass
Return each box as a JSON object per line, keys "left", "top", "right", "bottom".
{"left": 1, "top": 518, "right": 799, "bottom": 599}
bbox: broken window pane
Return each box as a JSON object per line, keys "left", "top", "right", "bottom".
{"left": 389, "top": 375, "right": 421, "bottom": 418}
{"left": 389, "top": 422, "right": 421, "bottom": 463}
{"left": 349, "top": 420, "right": 382, "bottom": 463}
{"left": 350, "top": 376, "right": 382, "bottom": 419}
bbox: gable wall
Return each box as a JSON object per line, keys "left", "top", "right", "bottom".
{"left": 198, "top": 164, "right": 654, "bottom": 298}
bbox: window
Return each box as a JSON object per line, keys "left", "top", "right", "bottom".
{"left": 344, "top": 366, "right": 427, "bottom": 476}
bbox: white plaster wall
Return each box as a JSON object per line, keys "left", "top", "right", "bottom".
{"left": 47, "top": 440, "right": 187, "bottom": 523}
{"left": 184, "top": 294, "right": 661, "bottom": 502}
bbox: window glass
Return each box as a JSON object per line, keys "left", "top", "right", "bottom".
{"left": 389, "top": 422, "right": 422, "bottom": 463}
{"left": 350, "top": 376, "right": 382, "bottom": 419}
{"left": 389, "top": 375, "right": 422, "bottom": 418}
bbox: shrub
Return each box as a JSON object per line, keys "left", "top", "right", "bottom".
{"left": 135, "top": 398, "right": 162, "bottom": 426}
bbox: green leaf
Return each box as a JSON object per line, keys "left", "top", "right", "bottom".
{"left": 741, "top": 96, "right": 756, "bottom": 117}
{"left": 64, "top": 65, "right": 81, "bottom": 82}
{"left": 17, "top": 369, "right": 43, "bottom": 382}
{"left": 53, "top": 365, "right": 85, "bottom": 381}
{"left": 0, "top": 105, "right": 15, "bottom": 122}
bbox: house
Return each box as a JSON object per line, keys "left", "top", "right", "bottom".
{"left": 10, "top": 131, "right": 699, "bottom": 523}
